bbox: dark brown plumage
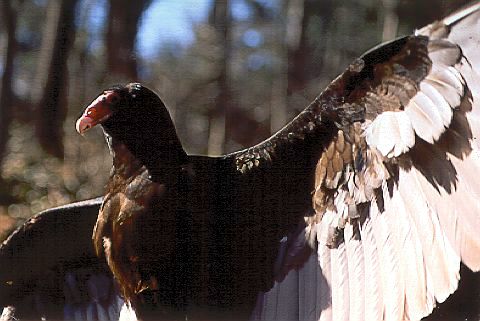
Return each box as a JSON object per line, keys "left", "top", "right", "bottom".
{"left": 74, "top": 83, "right": 327, "bottom": 320}
{"left": 3, "top": 3, "right": 480, "bottom": 321}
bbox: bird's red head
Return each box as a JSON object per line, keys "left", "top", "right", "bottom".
{"left": 75, "top": 82, "right": 187, "bottom": 178}
{"left": 76, "top": 90, "right": 120, "bottom": 135}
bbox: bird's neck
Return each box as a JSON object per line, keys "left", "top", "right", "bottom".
{"left": 106, "top": 133, "right": 188, "bottom": 182}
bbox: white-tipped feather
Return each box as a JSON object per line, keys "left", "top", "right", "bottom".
{"left": 367, "top": 72, "right": 463, "bottom": 155}
{"left": 367, "top": 55, "right": 467, "bottom": 156}
{"left": 426, "top": 65, "right": 464, "bottom": 106}
{"left": 365, "top": 112, "right": 415, "bottom": 158}
{"left": 427, "top": 40, "right": 461, "bottom": 66}
{"left": 396, "top": 178, "right": 437, "bottom": 315}
{"left": 374, "top": 112, "right": 397, "bottom": 156}
{"left": 119, "top": 303, "right": 137, "bottom": 321}
{"left": 366, "top": 21, "right": 467, "bottom": 158}
{"left": 372, "top": 187, "right": 404, "bottom": 321}
{"left": 359, "top": 215, "right": 384, "bottom": 321}
{"left": 391, "top": 112, "right": 416, "bottom": 157}
{"left": 419, "top": 82, "right": 453, "bottom": 126}
{"left": 404, "top": 98, "right": 436, "bottom": 143}
{"left": 400, "top": 169, "right": 460, "bottom": 303}
{"left": 448, "top": 9, "right": 480, "bottom": 98}
{"left": 411, "top": 92, "right": 445, "bottom": 138}
{"left": 344, "top": 225, "right": 364, "bottom": 321}
{"left": 388, "top": 184, "right": 430, "bottom": 320}
{"left": 317, "top": 242, "right": 333, "bottom": 321}
{"left": 447, "top": 66, "right": 466, "bottom": 94}
{"left": 434, "top": 152, "right": 480, "bottom": 271}
{"left": 330, "top": 242, "right": 349, "bottom": 321}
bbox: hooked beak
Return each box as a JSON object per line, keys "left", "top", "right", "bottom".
{"left": 76, "top": 91, "right": 116, "bottom": 135}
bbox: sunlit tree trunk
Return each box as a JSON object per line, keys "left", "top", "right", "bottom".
{"left": 382, "top": 0, "right": 398, "bottom": 41}
{"left": 33, "top": 0, "right": 78, "bottom": 158}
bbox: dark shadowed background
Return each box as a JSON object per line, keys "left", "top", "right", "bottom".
{"left": 0, "top": 0, "right": 470, "bottom": 240}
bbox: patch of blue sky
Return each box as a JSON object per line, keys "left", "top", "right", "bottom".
{"left": 81, "top": 0, "right": 255, "bottom": 58}
{"left": 84, "top": 0, "right": 108, "bottom": 31}
{"left": 231, "top": 0, "right": 252, "bottom": 21}
{"left": 137, "top": 0, "right": 213, "bottom": 59}
{"left": 75, "top": 0, "right": 108, "bottom": 52}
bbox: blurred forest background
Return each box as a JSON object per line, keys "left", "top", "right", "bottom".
{"left": 0, "top": 0, "right": 470, "bottom": 239}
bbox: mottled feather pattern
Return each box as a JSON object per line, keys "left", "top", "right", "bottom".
{"left": 365, "top": 36, "right": 465, "bottom": 157}
{"left": 235, "top": 104, "right": 323, "bottom": 173}
{"left": 234, "top": 92, "right": 365, "bottom": 174}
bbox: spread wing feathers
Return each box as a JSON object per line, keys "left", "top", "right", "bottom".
{"left": 0, "top": 198, "right": 136, "bottom": 321}
{"left": 363, "top": 37, "right": 464, "bottom": 157}
{"left": 256, "top": 3, "right": 480, "bottom": 321}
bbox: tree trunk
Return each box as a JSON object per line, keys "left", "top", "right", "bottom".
{"left": 34, "top": 0, "right": 78, "bottom": 158}
{"left": 287, "top": 0, "right": 333, "bottom": 95}
{"left": 106, "top": 0, "right": 152, "bottom": 81}
{"left": 0, "top": 0, "right": 18, "bottom": 166}
{"left": 382, "top": 0, "right": 399, "bottom": 42}
{"left": 270, "top": 0, "right": 297, "bottom": 134}
{"left": 207, "top": 0, "right": 230, "bottom": 155}
{"left": 286, "top": 0, "right": 308, "bottom": 96}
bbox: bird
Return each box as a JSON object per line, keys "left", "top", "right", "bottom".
{"left": 2, "top": 2, "right": 480, "bottom": 321}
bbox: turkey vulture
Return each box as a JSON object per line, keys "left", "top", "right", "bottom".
{"left": 3, "top": 2, "right": 480, "bottom": 321}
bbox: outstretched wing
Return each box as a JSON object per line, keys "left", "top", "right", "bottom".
{"left": 0, "top": 198, "right": 132, "bottom": 321}
{"left": 254, "top": 3, "right": 480, "bottom": 321}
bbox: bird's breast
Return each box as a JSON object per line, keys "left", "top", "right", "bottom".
{"left": 95, "top": 169, "right": 181, "bottom": 303}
